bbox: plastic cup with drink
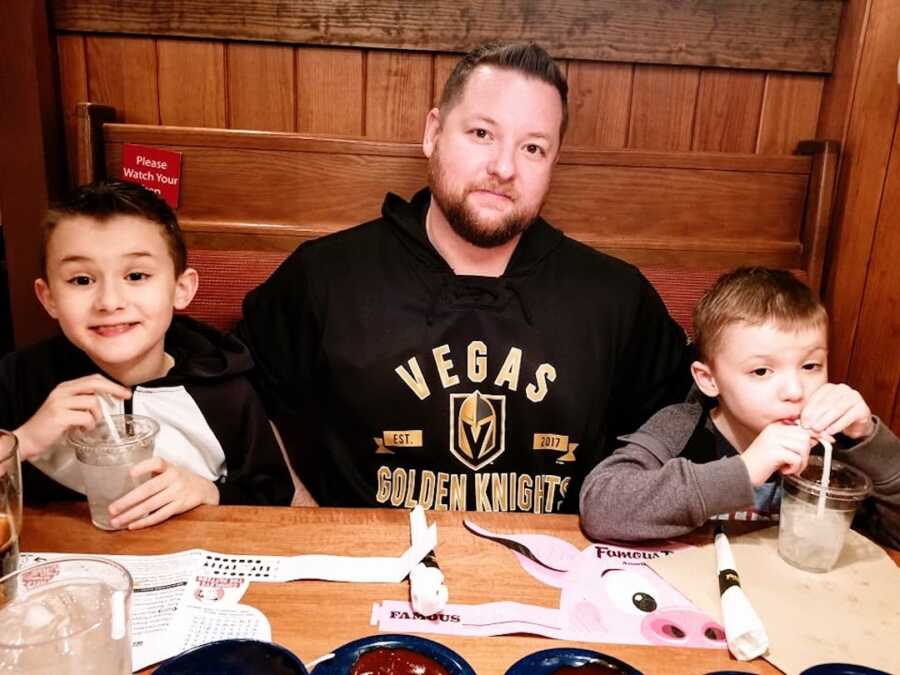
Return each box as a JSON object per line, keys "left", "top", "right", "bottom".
{"left": 0, "top": 557, "right": 132, "bottom": 674}
{"left": 777, "top": 453, "right": 871, "bottom": 573}
{"left": 67, "top": 414, "right": 159, "bottom": 530}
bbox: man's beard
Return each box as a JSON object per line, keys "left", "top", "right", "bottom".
{"left": 427, "top": 150, "right": 542, "bottom": 249}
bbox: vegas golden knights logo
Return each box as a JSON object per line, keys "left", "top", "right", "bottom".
{"left": 449, "top": 391, "right": 506, "bottom": 471}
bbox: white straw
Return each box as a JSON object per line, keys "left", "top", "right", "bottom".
{"left": 97, "top": 394, "right": 122, "bottom": 444}
{"left": 816, "top": 437, "right": 833, "bottom": 518}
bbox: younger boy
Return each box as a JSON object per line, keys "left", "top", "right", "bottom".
{"left": 1, "top": 181, "right": 294, "bottom": 528}
{"left": 580, "top": 267, "right": 900, "bottom": 547}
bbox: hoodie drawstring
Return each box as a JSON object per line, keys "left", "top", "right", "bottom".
{"left": 504, "top": 281, "right": 534, "bottom": 326}
{"left": 425, "top": 276, "right": 452, "bottom": 326}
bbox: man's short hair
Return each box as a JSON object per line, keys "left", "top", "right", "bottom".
{"left": 693, "top": 267, "right": 828, "bottom": 362}
{"left": 42, "top": 180, "right": 187, "bottom": 277}
{"left": 439, "top": 42, "right": 569, "bottom": 139}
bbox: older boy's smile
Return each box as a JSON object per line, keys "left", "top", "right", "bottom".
{"left": 90, "top": 322, "right": 140, "bottom": 337}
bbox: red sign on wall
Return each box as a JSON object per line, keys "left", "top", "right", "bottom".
{"left": 120, "top": 144, "right": 183, "bottom": 208}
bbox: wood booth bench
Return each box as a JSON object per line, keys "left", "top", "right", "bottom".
{"left": 75, "top": 102, "right": 838, "bottom": 337}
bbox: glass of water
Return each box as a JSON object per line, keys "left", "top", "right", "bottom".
{"left": 0, "top": 557, "right": 133, "bottom": 674}
{"left": 0, "top": 431, "right": 21, "bottom": 580}
{"left": 67, "top": 415, "right": 159, "bottom": 530}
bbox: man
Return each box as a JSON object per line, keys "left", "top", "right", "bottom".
{"left": 238, "top": 42, "right": 691, "bottom": 513}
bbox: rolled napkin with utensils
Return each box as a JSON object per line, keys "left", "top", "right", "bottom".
{"left": 408, "top": 505, "right": 448, "bottom": 616}
{"left": 714, "top": 524, "right": 768, "bottom": 661}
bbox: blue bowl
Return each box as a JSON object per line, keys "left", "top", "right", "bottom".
{"left": 310, "top": 634, "right": 475, "bottom": 674}
{"left": 505, "top": 647, "right": 643, "bottom": 674}
{"left": 154, "top": 638, "right": 308, "bottom": 675}
{"left": 800, "top": 665, "right": 891, "bottom": 675}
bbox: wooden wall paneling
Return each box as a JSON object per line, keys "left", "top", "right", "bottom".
{"left": 817, "top": 0, "right": 871, "bottom": 144}
{"left": 795, "top": 140, "right": 839, "bottom": 293}
{"left": 756, "top": 73, "right": 824, "bottom": 154}
{"left": 57, "top": 34, "right": 88, "bottom": 187}
{"left": 566, "top": 61, "right": 633, "bottom": 149}
{"left": 0, "top": 1, "right": 64, "bottom": 346}
{"left": 432, "top": 53, "right": 459, "bottom": 107}
{"left": 692, "top": 69, "right": 765, "bottom": 153}
{"left": 824, "top": 0, "right": 900, "bottom": 383}
{"left": 628, "top": 65, "right": 700, "bottom": 151}
{"left": 893, "top": 376, "right": 900, "bottom": 432}
{"left": 296, "top": 47, "right": 364, "bottom": 136}
{"left": 85, "top": 35, "right": 159, "bottom": 124}
{"left": 227, "top": 43, "right": 294, "bottom": 132}
{"left": 847, "top": 112, "right": 900, "bottom": 424}
{"left": 51, "top": 0, "right": 843, "bottom": 73}
{"left": 365, "top": 50, "right": 432, "bottom": 141}
{"left": 157, "top": 38, "right": 226, "bottom": 127}
{"left": 76, "top": 103, "right": 115, "bottom": 185}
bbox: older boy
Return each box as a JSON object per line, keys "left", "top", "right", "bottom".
{"left": 580, "top": 267, "right": 900, "bottom": 547}
{"left": 1, "top": 181, "right": 293, "bottom": 528}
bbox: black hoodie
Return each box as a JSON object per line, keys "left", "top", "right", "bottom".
{"left": 238, "top": 188, "right": 692, "bottom": 512}
{"left": 0, "top": 316, "right": 293, "bottom": 506}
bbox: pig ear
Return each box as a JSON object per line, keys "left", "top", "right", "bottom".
{"left": 464, "top": 520, "right": 579, "bottom": 588}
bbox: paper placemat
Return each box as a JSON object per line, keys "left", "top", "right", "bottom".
{"left": 648, "top": 526, "right": 900, "bottom": 674}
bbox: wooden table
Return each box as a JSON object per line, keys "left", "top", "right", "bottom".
{"left": 20, "top": 503, "right": 900, "bottom": 674}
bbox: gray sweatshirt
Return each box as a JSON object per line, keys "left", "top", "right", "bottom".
{"left": 579, "top": 401, "right": 900, "bottom": 548}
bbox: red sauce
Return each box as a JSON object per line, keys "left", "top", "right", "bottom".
{"left": 350, "top": 647, "right": 450, "bottom": 675}
{"left": 553, "top": 663, "right": 627, "bottom": 674}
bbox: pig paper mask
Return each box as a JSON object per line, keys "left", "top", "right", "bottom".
{"left": 464, "top": 521, "right": 726, "bottom": 649}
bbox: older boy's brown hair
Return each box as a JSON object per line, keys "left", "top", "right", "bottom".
{"left": 693, "top": 267, "right": 828, "bottom": 362}
{"left": 439, "top": 42, "right": 569, "bottom": 139}
{"left": 41, "top": 180, "right": 187, "bottom": 278}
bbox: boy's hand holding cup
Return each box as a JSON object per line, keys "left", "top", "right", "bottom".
{"left": 108, "top": 458, "right": 219, "bottom": 530}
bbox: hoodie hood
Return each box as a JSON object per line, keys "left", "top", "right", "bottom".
{"left": 382, "top": 188, "right": 565, "bottom": 326}
{"left": 159, "top": 315, "right": 254, "bottom": 383}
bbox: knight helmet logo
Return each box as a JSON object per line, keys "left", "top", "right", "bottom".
{"left": 449, "top": 390, "right": 506, "bottom": 471}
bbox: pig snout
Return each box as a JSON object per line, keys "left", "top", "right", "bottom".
{"left": 640, "top": 607, "right": 726, "bottom": 648}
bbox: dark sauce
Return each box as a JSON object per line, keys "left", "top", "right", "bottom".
{"left": 350, "top": 647, "right": 451, "bottom": 675}
{"left": 553, "top": 663, "right": 627, "bottom": 675}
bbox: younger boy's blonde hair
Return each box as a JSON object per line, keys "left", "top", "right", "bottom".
{"left": 693, "top": 267, "right": 828, "bottom": 363}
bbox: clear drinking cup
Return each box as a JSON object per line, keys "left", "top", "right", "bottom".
{"left": 0, "top": 431, "right": 22, "bottom": 581}
{"left": 0, "top": 557, "right": 132, "bottom": 674}
{"left": 778, "top": 456, "right": 872, "bottom": 573}
{"left": 67, "top": 415, "right": 159, "bottom": 530}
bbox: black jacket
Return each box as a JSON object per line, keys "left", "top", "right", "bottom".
{"left": 1, "top": 316, "right": 293, "bottom": 506}
{"left": 238, "top": 188, "right": 692, "bottom": 512}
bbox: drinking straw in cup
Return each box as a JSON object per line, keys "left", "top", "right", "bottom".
{"left": 816, "top": 436, "right": 833, "bottom": 518}
{"left": 96, "top": 394, "right": 123, "bottom": 444}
